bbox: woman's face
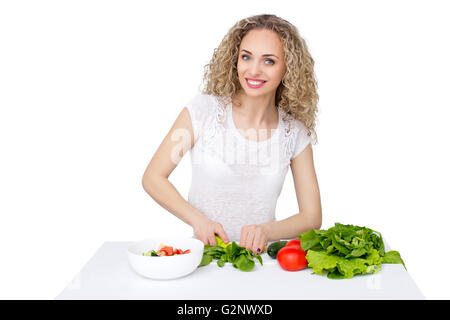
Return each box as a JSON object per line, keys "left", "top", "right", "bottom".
{"left": 237, "top": 28, "right": 287, "bottom": 99}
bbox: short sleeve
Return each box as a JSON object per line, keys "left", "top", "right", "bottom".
{"left": 291, "top": 121, "right": 312, "bottom": 160}
{"left": 185, "top": 93, "right": 215, "bottom": 143}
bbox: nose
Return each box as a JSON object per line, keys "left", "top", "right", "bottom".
{"left": 248, "top": 59, "right": 263, "bottom": 77}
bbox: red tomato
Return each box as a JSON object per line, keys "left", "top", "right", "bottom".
{"left": 277, "top": 247, "right": 308, "bottom": 271}
{"left": 160, "top": 246, "right": 174, "bottom": 256}
{"left": 155, "top": 245, "right": 190, "bottom": 256}
{"left": 285, "top": 239, "right": 306, "bottom": 254}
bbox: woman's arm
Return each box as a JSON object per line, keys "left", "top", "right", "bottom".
{"left": 262, "top": 143, "right": 322, "bottom": 240}
{"left": 142, "top": 107, "right": 229, "bottom": 245}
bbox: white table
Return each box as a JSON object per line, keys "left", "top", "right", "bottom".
{"left": 56, "top": 241, "right": 425, "bottom": 300}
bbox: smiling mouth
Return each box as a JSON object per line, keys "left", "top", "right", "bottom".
{"left": 245, "top": 78, "right": 267, "bottom": 88}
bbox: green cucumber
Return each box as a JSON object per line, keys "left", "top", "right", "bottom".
{"left": 267, "top": 240, "right": 288, "bottom": 259}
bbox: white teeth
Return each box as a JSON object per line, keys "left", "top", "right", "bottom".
{"left": 248, "top": 80, "right": 264, "bottom": 85}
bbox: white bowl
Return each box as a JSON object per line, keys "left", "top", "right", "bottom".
{"left": 127, "top": 236, "right": 204, "bottom": 280}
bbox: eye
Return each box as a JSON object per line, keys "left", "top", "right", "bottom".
{"left": 241, "top": 55, "right": 275, "bottom": 65}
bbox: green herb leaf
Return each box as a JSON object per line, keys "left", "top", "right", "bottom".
{"left": 198, "top": 237, "right": 260, "bottom": 271}
{"left": 199, "top": 254, "right": 213, "bottom": 267}
{"left": 255, "top": 253, "right": 263, "bottom": 266}
{"left": 232, "top": 254, "right": 255, "bottom": 272}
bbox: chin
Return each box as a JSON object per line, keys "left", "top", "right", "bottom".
{"left": 243, "top": 87, "right": 273, "bottom": 97}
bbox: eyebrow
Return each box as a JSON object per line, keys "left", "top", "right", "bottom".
{"left": 241, "top": 49, "right": 279, "bottom": 59}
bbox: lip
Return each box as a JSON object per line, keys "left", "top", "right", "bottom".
{"left": 245, "top": 78, "right": 267, "bottom": 89}
{"left": 246, "top": 77, "right": 266, "bottom": 82}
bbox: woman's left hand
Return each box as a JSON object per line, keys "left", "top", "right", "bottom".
{"left": 239, "top": 224, "right": 268, "bottom": 254}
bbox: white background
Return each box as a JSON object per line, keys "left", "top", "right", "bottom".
{"left": 0, "top": 0, "right": 449, "bottom": 299}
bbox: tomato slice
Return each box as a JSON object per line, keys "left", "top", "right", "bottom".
{"left": 154, "top": 245, "right": 190, "bottom": 256}
{"left": 159, "top": 246, "right": 174, "bottom": 256}
{"left": 157, "top": 250, "right": 166, "bottom": 256}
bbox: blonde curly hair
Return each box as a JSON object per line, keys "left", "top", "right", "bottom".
{"left": 200, "top": 14, "right": 319, "bottom": 144}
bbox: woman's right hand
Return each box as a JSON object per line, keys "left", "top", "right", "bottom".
{"left": 191, "top": 216, "right": 230, "bottom": 246}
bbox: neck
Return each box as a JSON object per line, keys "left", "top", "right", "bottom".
{"left": 233, "top": 91, "right": 278, "bottom": 127}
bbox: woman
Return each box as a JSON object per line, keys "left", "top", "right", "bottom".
{"left": 142, "top": 14, "right": 322, "bottom": 254}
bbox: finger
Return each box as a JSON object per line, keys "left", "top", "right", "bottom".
{"left": 250, "top": 229, "right": 260, "bottom": 253}
{"left": 201, "top": 236, "right": 209, "bottom": 246}
{"left": 240, "top": 226, "right": 248, "bottom": 248}
{"left": 199, "top": 233, "right": 208, "bottom": 246}
{"left": 249, "top": 225, "right": 261, "bottom": 252}
{"left": 215, "top": 225, "right": 229, "bottom": 243}
{"left": 253, "top": 230, "right": 265, "bottom": 254}
{"left": 244, "top": 228, "right": 255, "bottom": 251}
{"left": 208, "top": 233, "right": 217, "bottom": 246}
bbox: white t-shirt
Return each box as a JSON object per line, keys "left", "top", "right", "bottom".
{"left": 185, "top": 93, "right": 311, "bottom": 242}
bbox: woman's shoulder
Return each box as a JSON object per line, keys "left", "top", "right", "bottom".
{"left": 185, "top": 93, "right": 224, "bottom": 131}
{"left": 185, "top": 92, "right": 220, "bottom": 113}
{"left": 278, "top": 108, "right": 311, "bottom": 159}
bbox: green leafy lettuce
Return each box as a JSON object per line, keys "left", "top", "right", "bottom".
{"left": 198, "top": 236, "right": 263, "bottom": 272}
{"left": 299, "top": 223, "right": 405, "bottom": 279}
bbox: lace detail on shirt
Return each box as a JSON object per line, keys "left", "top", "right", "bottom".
{"left": 199, "top": 102, "right": 226, "bottom": 150}
{"left": 279, "top": 110, "right": 300, "bottom": 161}
{"left": 216, "top": 102, "right": 227, "bottom": 126}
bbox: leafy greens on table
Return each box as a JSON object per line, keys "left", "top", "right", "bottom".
{"left": 299, "top": 223, "right": 405, "bottom": 279}
{"left": 198, "top": 236, "right": 263, "bottom": 272}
